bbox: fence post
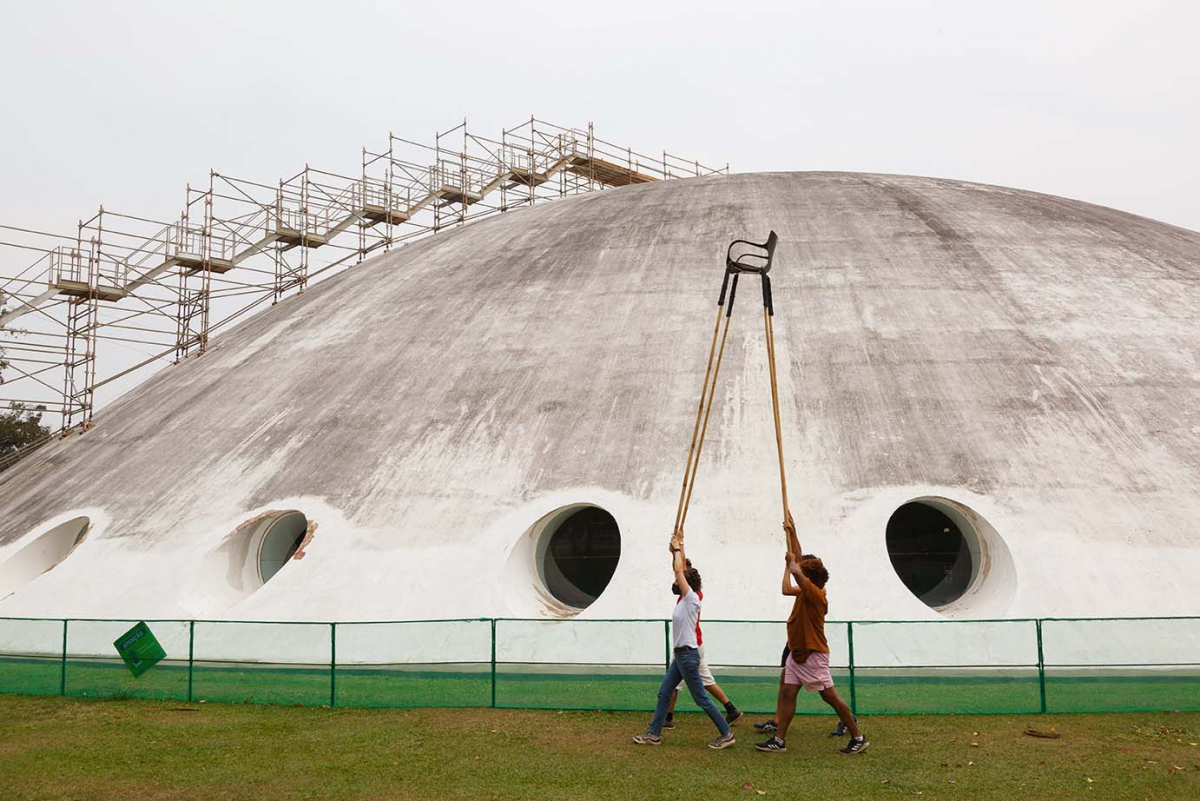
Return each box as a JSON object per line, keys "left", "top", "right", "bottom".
{"left": 329, "top": 623, "right": 337, "bottom": 708}
{"left": 59, "top": 619, "right": 68, "bottom": 696}
{"left": 846, "top": 621, "right": 857, "bottom": 715}
{"left": 489, "top": 619, "right": 497, "bottom": 709}
{"left": 187, "top": 620, "right": 195, "bottom": 703}
{"left": 1036, "top": 618, "right": 1046, "bottom": 714}
{"left": 663, "top": 620, "right": 670, "bottom": 670}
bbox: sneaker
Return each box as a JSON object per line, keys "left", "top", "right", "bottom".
{"left": 708, "top": 731, "right": 736, "bottom": 750}
{"left": 662, "top": 718, "right": 676, "bottom": 730}
{"left": 753, "top": 719, "right": 778, "bottom": 733}
{"left": 830, "top": 714, "right": 858, "bottom": 737}
{"left": 839, "top": 735, "right": 870, "bottom": 755}
{"left": 632, "top": 732, "right": 662, "bottom": 746}
{"left": 724, "top": 708, "right": 744, "bottom": 725}
{"left": 755, "top": 736, "right": 787, "bottom": 753}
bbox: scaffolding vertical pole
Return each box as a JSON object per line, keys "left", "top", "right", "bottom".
{"left": 174, "top": 199, "right": 188, "bottom": 362}
{"left": 358, "top": 148, "right": 367, "bottom": 264}
{"left": 60, "top": 233, "right": 80, "bottom": 429}
{"left": 459, "top": 120, "right": 469, "bottom": 229}
{"left": 174, "top": 184, "right": 212, "bottom": 362}
{"left": 84, "top": 210, "right": 102, "bottom": 424}
{"left": 63, "top": 212, "right": 99, "bottom": 430}
{"left": 273, "top": 182, "right": 285, "bottom": 304}
{"left": 526, "top": 119, "right": 535, "bottom": 208}
{"left": 588, "top": 122, "right": 597, "bottom": 190}
{"left": 387, "top": 135, "right": 397, "bottom": 251}
{"left": 526, "top": 115, "right": 537, "bottom": 208}
{"left": 499, "top": 127, "right": 508, "bottom": 214}
{"left": 433, "top": 126, "right": 443, "bottom": 234}
{"left": 558, "top": 132, "right": 566, "bottom": 199}
{"left": 198, "top": 179, "right": 214, "bottom": 353}
{"left": 299, "top": 165, "right": 311, "bottom": 293}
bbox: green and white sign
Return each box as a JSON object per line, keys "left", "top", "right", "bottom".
{"left": 113, "top": 621, "right": 166, "bottom": 678}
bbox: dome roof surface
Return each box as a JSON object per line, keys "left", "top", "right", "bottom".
{"left": 1, "top": 171, "right": 1197, "bottom": 621}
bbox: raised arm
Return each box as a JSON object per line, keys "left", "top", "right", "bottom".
{"left": 670, "top": 532, "right": 692, "bottom": 596}
{"left": 781, "top": 552, "right": 801, "bottom": 596}
{"left": 783, "top": 510, "right": 802, "bottom": 557}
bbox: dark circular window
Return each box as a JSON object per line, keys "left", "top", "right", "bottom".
{"left": 538, "top": 506, "right": 621, "bottom": 609}
{"left": 886, "top": 501, "right": 975, "bottom": 608}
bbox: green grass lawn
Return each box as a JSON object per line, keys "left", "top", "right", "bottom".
{"left": 1, "top": 695, "right": 1198, "bottom": 800}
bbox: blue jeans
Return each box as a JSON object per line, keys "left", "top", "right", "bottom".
{"left": 649, "top": 647, "right": 730, "bottom": 736}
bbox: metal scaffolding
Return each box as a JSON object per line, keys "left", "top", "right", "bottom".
{"left": 0, "top": 117, "right": 726, "bottom": 437}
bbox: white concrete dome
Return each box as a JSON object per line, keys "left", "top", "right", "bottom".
{"left": 0, "top": 171, "right": 1197, "bottom": 622}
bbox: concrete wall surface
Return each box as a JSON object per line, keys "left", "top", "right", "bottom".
{"left": 0, "top": 171, "right": 1197, "bottom": 624}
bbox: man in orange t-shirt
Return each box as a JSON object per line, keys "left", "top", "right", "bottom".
{"left": 756, "top": 512, "right": 869, "bottom": 755}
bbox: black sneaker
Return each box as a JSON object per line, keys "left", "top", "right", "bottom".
{"left": 662, "top": 717, "right": 676, "bottom": 730}
{"left": 753, "top": 719, "right": 778, "bottom": 733}
{"left": 724, "top": 708, "right": 744, "bottom": 725}
{"left": 839, "top": 735, "right": 869, "bottom": 755}
{"left": 632, "top": 732, "right": 662, "bottom": 745}
{"left": 830, "top": 714, "right": 858, "bottom": 737}
{"left": 755, "top": 736, "right": 786, "bottom": 752}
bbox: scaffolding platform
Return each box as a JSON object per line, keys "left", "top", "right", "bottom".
{"left": 361, "top": 204, "right": 409, "bottom": 226}
{"left": 273, "top": 224, "right": 329, "bottom": 250}
{"left": 565, "top": 155, "right": 657, "bottom": 187}
{"left": 175, "top": 252, "right": 236, "bottom": 274}
{"left": 433, "top": 185, "right": 484, "bottom": 206}
{"left": 54, "top": 279, "right": 127, "bottom": 302}
{"left": 507, "top": 166, "right": 551, "bottom": 187}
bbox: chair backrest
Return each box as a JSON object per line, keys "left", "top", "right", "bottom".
{"left": 726, "top": 230, "right": 779, "bottom": 275}
{"left": 763, "top": 230, "right": 778, "bottom": 261}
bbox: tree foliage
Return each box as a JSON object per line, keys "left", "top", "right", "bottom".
{"left": 0, "top": 403, "right": 51, "bottom": 469}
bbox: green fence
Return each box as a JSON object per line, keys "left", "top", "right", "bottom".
{"left": 0, "top": 616, "right": 1197, "bottom": 715}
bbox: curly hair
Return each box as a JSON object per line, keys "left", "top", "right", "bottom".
{"left": 684, "top": 566, "right": 702, "bottom": 592}
{"left": 799, "top": 556, "right": 829, "bottom": 589}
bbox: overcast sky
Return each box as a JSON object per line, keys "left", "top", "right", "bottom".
{"left": 2, "top": 0, "right": 1198, "bottom": 235}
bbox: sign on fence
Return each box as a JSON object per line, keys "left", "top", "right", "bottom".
{"left": 113, "top": 621, "right": 166, "bottom": 678}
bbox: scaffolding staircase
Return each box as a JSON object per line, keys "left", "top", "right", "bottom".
{"left": 0, "top": 117, "right": 726, "bottom": 428}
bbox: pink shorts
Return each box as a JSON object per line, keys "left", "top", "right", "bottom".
{"left": 783, "top": 650, "right": 834, "bottom": 692}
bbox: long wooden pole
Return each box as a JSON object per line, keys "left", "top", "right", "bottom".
{"left": 672, "top": 302, "right": 724, "bottom": 534}
{"left": 680, "top": 310, "right": 735, "bottom": 529}
{"left": 764, "top": 305, "right": 790, "bottom": 522}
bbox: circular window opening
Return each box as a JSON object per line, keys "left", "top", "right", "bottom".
{"left": 886, "top": 501, "right": 976, "bottom": 608}
{"left": 0, "top": 516, "right": 90, "bottom": 599}
{"left": 256, "top": 511, "right": 308, "bottom": 585}
{"left": 535, "top": 506, "right": 621, "bottom": 611}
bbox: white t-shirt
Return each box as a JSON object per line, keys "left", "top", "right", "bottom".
{"left": 671, "top": 591, "right": 702, "bottom": 650}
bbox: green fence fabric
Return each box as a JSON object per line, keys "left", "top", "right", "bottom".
{"left": 0, "top": 615, "right": 1197, "bottom": 715}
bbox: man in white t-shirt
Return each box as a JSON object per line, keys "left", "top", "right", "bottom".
{"left": 633, "top": 538, "right": 735, "bottom": 749}
{"left": 662, "top": 560, "right": 742, "bottom": 729}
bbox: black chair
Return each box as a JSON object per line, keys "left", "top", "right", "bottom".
{"left": 726, "top": 230, "right": 778, "bottom": 275}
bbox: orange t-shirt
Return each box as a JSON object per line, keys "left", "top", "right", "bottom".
{"left": 785, "top": 573, "right": 829, "bottom": 654}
